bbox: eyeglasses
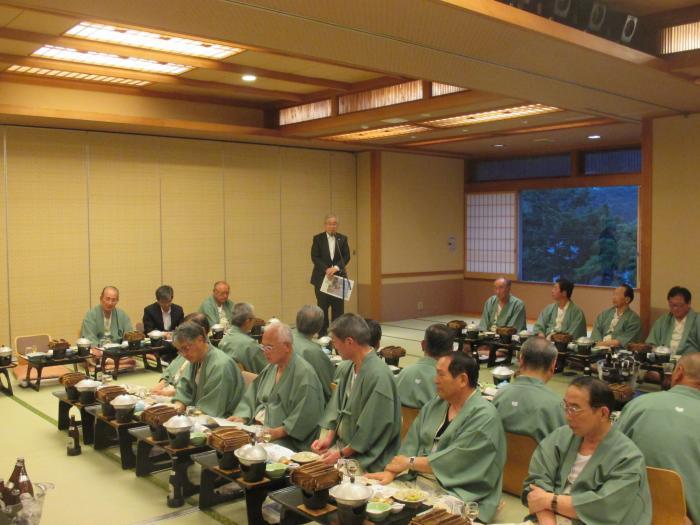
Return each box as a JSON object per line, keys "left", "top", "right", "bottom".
{"left": 561, "top": 401, "right": 586, "bottom": 416}
{"left": 259, "top": 343, "right": 274, "bottom": 352}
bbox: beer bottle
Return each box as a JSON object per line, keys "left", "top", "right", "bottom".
{"left": 8, "top": 458, "right": 33, "bottom": 497}
{"left": 67, "top": 416, "right": 82, "bottom": 456}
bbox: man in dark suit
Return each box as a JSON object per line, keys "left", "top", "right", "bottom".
{"left": 143, "top": 285, "right": 185, "bottom": 335}
{"left": 310, "top": 214, "right": 351, "bottom": 336}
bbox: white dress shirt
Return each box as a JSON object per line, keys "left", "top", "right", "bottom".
{"left": 554, "top": 302, "right": 569, "bottom": 332}
{"left": 161, "top": 308, "right": 172, "bottom": 331}
{"left": 326, "top": 232, "right": 336, "bottom": 260}
{"left": 670, "top": 317, "right": 686, "bottom": 353}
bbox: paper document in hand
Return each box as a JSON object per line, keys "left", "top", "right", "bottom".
{"left": 320, "top": 275, "right": 354, "bottom": 301}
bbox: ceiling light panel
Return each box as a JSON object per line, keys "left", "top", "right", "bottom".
{"left": 5, "top": 64, "right": 150, "bottom": 86}
{"left": 422, "top": 104, "right": 561, "bottom": 128}
{"left": 65, "top": 22, "right": 243, "bottom": 59}
{"left": 32, "top": 45, "right": 191, "bottom": 74}
{"left": 323, "top": 124, "right": 430, "bottom": 142}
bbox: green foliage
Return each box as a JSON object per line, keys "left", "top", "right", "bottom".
{"left": 520, "top": 186, "right": 638, "bottom": 286}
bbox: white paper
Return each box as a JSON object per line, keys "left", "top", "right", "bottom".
{"left": 320, "top": 274, "right": 354, "bottom": 301}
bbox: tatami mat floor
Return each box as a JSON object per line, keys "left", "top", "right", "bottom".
{"left": 2, "top": 314, "right": 637, "bottom": 525}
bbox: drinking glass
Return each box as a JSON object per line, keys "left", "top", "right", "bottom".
{"left": 463, "top": 501, "right": 479, "bottom": 521}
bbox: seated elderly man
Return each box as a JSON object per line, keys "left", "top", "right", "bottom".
{"left": 230, "top": 322, "right": 325, "bottom": 451}
{"left": 533, "top": 278, "right": 587, "bottom": 340}
{"left": 590, "top": 284, "right": 642, "bottom": 348}
{"left": 493, "top": 337, "right": 565, "bottom": 442}
{"left": 218, "top": 302, "right": 266, "bottom": 373}
{"left": 80, "top": 286, "right": 132, "bottom": 345}
{"left": 293, "top": 305, "right": 335, "bottom": 402}
{"left": 616, "top": 353, "right": 700, "bottom": 525}
{"left": 646, "top": 286, "right": 700, "bottom": 355}
{"left": 523, "top": 377, "right": 651, "bottom": 525}
{"left": 367, "top": 353, "right": 506, "bottom": 523}
{"left": 479, "top": 277, "right": 527, "bottom": 332}
{"left": 151, "top": 313, "right": 209, "bottom": 397}
{"left": 395, "top": 323, "right": 453, "bottom": 409}
{"left": 198, "top": 280, "right": 234, "bottom": 330}
{"left": 312, "top": 314, "right": 401, "bottom": 473}
{"left": 365, "top": 318, "right": 382, "bottom": 351}
{"left": 172, "top": 320, "right": 244, "bottom": 418}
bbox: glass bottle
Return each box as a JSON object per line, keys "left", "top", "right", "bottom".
{"left": 67, "top": 416, "right": 82, "bottom": 456}
{"left": 8, "top": 458, "right": 33, "bottom": 497}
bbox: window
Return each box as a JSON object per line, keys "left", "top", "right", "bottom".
{"left": 470, "top": 154, "right": 570, "bottom": 182}
{"left": 583, "top": 148, "right": 641, "bottom": 175}
{"left": 465, "top": 192, "right": 517, "bottom": 275}
{"left": 520, "top": 186, "right": 638, "bottom": 286}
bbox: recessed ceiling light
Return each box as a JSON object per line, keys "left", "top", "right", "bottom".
{"left": 421, "top": 104, "right": 561, "bottom": 128}
{"left": 64, "top": 22, "right": 243, "bottom": 59}
{"left": 32, "top": 45, "right": 191, "bottom": 75}
{"left": 588, "top": 134, "right": 602, "bottom": 140}
{"left": 493, "top": 144, "right": 505, "bottom": 148}
{"left": 360, "top": 125, "right": 369, "bottom": 130}
{"left": 241, "top": 74, "right": 257, "bottom": 82}
{"left": 421, "top": 113, "right": 431, "bottom": 117}
{"left": 5, "top": 64, "right": 150, "bottom": 86}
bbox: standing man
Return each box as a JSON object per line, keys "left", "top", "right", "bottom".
{"left": 198, "top": 281, "right": 234, "bottom": 330}
{"left": 310, "top": 214, "right": 351, "bottom": 336}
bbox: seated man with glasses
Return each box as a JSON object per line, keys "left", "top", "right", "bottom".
{"left": 367, "top": 352, "right": 506, "bottom": 523}
{"left": 218, "top": 302, "right": 267, "bottom": 373}
{"left": 646, "top": 286, "right": 700, "bottom": 356}
{"left": 172, "top": 320, "right": 245, "bottom": 418}
{"left": 523, "top": 376, "right": 651, "bottom": 525}
{"left": 229, "top": 321, "right": 325, "bottom": 451}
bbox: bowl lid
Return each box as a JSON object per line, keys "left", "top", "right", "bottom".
{"left": 211, "top": 324, "right": 224, "bottom": 331}
{"left": 519, "top": 330, "right": 531, "bottom": 336}
{"left": 148, "top": 330, "right": 163, "bottom": 338}
{"left": 76, "top": 379, "right": 101, "bottom": 390}
{"left": 111, "top": 394, "right": 138, "bottom": 407}
{"left": 577, "top": 337, "right": 594, "bottom": 344}
{"left": 76, "top": 338, "right": 91, "bottom": 345}
{"left": 330, "top": 481, "right": 372, "bottom": 501}
{"left": 492, "top": 366, "right": 514, "bottom": 377}
{"left": 163, "top": 415, "right": 193, "bottom": 430}
{"left": 467, "top": 321, "right": 478, "bottom": 329}
{"left": 0, "top": 345, "right": 12, "bottom": 355}
{"left": 317, "top": 336, "right": 331, "bottom": 346}
{"left": 104, "top": 343, "right": 121, "bottom": 349}
{"left": 654, "top": 346, "right": 671, "bottom": 354}
{"left": 234, "top": 443, "right": 267, "bottom": 461}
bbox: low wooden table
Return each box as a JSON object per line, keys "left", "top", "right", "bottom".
{"left": 193, "top": 450, "right": 288, "bottom": 524}
{"left": 52, "top": 390, "right": 98, "bottom": 445}
{"left": 96, "top": 345, "right": 164, "bottom": 380}
{"left": 130, "top": 426, "right": 210, "bottom": 508}
{"left": 270, "top": 485, "right": 430, "bottom": 525}
{"left": 23, "top": 354, "right": 90, "bottom": 391}
{"left": 465, "top": 337, "right": 520, "bottom": 367}
{"left": 0, "top": 362, "right": 16, "bottom": 396}
{"left": 90, "top": 408, "right": 147, "bottom": 469}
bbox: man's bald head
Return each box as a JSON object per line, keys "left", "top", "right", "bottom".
{"left": 672, "top": 353, "right": 700, "bottom": 388}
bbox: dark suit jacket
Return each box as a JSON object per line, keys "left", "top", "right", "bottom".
{"left": 310, "top": 232, "right": 351, "bottom": 288}
{"left": 143, "top": 303, "right": 185, "bottom": 333}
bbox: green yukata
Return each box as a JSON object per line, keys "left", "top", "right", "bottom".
{"left": 218, "top": 325, "right": 266, "bottom": 373}
{"left": 320, "top": 351, "right": 401, "bottom": 473}
{"left": 395, "top": 357, "right": 437, "bottom": 409}
{"left": 616, "top": 385, "right": 700, "bottom": 525}
{"left": 523, "top": 426, "right": 652, "bottom": 525}
{"left": 590, "top": 307, "right": 643, "bottom": 347}
{"left": 479, "top": 294, "right": 527, "bottom": 331}
{"left": 161, "top": 354, "right": 189, "bottom": 386}
{"left": 233, "top": 353, "right": 325, "bottom": 451}
{"left": 172, "top": 344, "right": 244, "bottom": 418}
{"left": 80, "top": 305, "right": 133, "bottom": 346}
{"left": 646, "top": 310, "right": 700, "bottom": 355}
{"left": 292, "top": 329, "right": 335, "bottom": 402}
{"left": 533, "top": 301, "right": 587, "bottom": 339}
{"left": 399, "top": 393, "right": 506, "bottom": 523}
{"left": 197, "top": 296, "right": 234, "bottom": 329}
{"left": 492, "top": 376, "right": 565, "bottom": 442}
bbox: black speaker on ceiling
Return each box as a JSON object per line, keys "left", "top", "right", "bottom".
{"left": 620, "top": 14, "right": 639, "bottom": 43}
{"left": 587, "top": 1, "right": 607, "bottom": 33}
{"left": 553, "top": 0, "right": 573, "bottom": 20}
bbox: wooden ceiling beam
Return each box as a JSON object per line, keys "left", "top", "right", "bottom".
{"left": 278, "top": 89, "right": 507, "bottom": 137}
{"left": 664, "top": 48, "right": 700, "bottom": 71}
{"left": 0, "top": 27, "right": 353, "bottom": 91}
{"left": 401, "top": 117, "right": 618, "bottom": 147}
{"left": 0, "top": 51, "right": 305, "bottom": 101}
